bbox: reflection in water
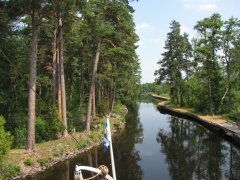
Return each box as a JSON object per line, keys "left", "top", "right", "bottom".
{"left": 23, "top": 103, "right": 240, "bottom": 180}
{"left": 156, "top": 116, "right": 240, "bottom": 180}
{"left": 114, "top": 104, "right": 144, "bottom": 180}
{"left": 25, "top": 104, "right": 144, "bottom": 180}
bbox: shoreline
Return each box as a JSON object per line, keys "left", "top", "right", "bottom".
{"left": 5, "top": 108, "right": 127, "bottom": 180}
{"left": 13, "top": 140, "right": 103, "bottom": 179}
{"left": 152, "top": 95, "right": 240, "bottom": 147}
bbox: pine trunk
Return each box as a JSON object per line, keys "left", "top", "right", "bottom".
{"left": 52, "top": 29, "right": 57, "bottom": 104}
{"left": 26, "top": 10, "right": 39, "bottom": 151}
{"left": 86, "top": 42, "right": 101, "bottom": 132}
{"left": 59, "top": 14, "right": 68, "bottom": 137}
{"left": 57, "top": 33, "right": 62, "bottom": 119}
{"left": 92, "top": 84, "right": 96, "bottom": 118}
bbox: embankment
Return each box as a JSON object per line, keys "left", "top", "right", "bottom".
{"left": 6, "top": 107, "right": 127, "bottom": 180}
{"left": 152, "top": 95, "right": 240, "bottom": 147}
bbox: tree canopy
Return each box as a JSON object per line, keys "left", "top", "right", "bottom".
{"left": 155, "top": 13, "right": 240, "bottom": 117}
{"left": 0, "top": 0, "right": 141, "bottom": 150}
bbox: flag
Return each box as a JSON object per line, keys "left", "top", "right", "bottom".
{"left": 103, "top": 119, "right": 110, "bottom": 152}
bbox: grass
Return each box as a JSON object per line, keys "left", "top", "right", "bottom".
{"left": 0, "top": 105, "right": 126, "bottom": 179}
{"left": 23, "top": 158, "right": 32, "bottom": 166}
{"left": 157, "top": 99, "right": 229, "bottom": 124}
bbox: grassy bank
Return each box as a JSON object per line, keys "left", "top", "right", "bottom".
{"left": 0, "top": 105, "right": 127, "bottom": 179}
{"left": 152, "top": 95, "right": 240, "bottom": 146}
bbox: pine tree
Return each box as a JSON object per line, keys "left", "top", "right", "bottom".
{"left": 194, "top": 13, "right": 223, "bottom": 114}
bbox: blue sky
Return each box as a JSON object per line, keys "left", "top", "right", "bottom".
{"left": 130, "top": 0, "right": 240, "bottom": 83}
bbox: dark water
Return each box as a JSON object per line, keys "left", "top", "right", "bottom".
{"left": 26, "top": 103, "right": 240, "bottom": 180}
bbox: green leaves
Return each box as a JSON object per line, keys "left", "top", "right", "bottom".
{"left": 0, "top": 116, "right": 13, "bottom": 163}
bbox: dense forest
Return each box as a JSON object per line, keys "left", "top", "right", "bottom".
{"left": 154, "top": 13, "right": 240, "bottom": 119}
{"left": 0, "top": 0, "right": 140, "bottom": 159}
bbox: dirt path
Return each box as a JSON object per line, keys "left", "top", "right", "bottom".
{"left": 156, "top": 100, "right": 240, "bottom": 146}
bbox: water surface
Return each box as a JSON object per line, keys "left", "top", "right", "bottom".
{"left": 27, "top": 103, "right": 240, "bottom": 180}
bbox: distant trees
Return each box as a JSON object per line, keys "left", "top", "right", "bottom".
{"left": 0, "top": 0, "right": 140, "bottom": 149}
{"left": 155, "top": 13, "right": 240, "bottom": 116}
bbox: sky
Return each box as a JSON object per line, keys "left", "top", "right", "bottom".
{"left": 130, "top": 0, "right": 240, "bottom": 83}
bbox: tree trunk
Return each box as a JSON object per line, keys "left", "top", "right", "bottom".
{"left": 110, "top": 86, "right": 116, "bottom": 112}
{"left": 57, "top": 32, "right": 62, "bottom": 120}
{"left": 52, "top": 29, "right": 57, "bottom": 104}
{"left": 226, "top": 60, "right": 231, "bottom": 106}
{"left": 86, "top": 42, "right": 101, "bottom": 132}
{"left": 26, "top": 9, "right": 39, "bottom": 151}
{"left": 58, "top": 14, "right": 68, "bottom": 137}
{"left": 92, "top": 83, "right": 96, "bottom": 118}
{"left": 85, "top": 0, "right": 107, "bottom": 132}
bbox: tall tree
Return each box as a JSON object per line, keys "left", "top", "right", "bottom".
{"left": 194, "top": 13, "right": 223, "bottom": 114}
{"left": 155, "top": 20, "right": 187, "bottom": 105}
{"left": 85, "top": 0, "right": 108, "bottom": 132}
{"left": 220, "top": 17, "right": 240, "bottom": 111}
{"left": 26, "top": 1, "right": 41, "bottom": 151}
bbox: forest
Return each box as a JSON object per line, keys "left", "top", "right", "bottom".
{"left": 154, "top": 13, "right": 240, "bottom": 119}
{"left": 0, "top": 0, "right": 141, "bottom": 166}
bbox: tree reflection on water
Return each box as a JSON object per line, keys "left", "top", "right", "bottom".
{"left": 156, "top": 116, "right": 240, "bottom": 180}
{"left": 113, "top": 104, "right": 144, "bottom": 180}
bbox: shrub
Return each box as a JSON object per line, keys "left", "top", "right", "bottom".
{"left": 52, "top": 149, "right": 62, "bottom": 157}
{"left": 23, "top": 158, "right": 32, "bottom": 166}
{"left": 35, "top": 117, "right": 46, "bottom": 143}
{"left": 0, "top": 164, "right": 20, "bottom": 179}
{"left": 0, "top": 116, "right": 13, "bottom": 163}
{"left": 37, "top": 157, "right": 49, "bottom": 166}
{"left": 13, "top": 127, "right": 27, "bottom": 148}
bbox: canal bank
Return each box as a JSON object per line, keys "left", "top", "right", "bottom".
{"left": 152, "top": 94, "right": 240, "bottom": 147}
{"left": 9, "top": 102, "right": 240, "bottom": 180}
{"left": 4, "top": 106, "right": 127, "bottom": 180}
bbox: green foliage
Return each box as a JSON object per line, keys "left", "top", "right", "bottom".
{"left": 97, "top": 98, "right": 108, "bottom": 116}
{"left": 1, "top": 0, "right": 139, "bottom": 149}
{"left": 0, "top": 116, "right": 13, "bottom": 163}
{"left": 36, "top": 112, "right": 63, "bottom": 143}
{"left": 155, "top": 14, "right": 240, "bottom": 117}
{"left": 23, "top": 158, "right": 32, "bottom": 166}
{"left": 0, "top": 164, "right": 20, "bottom": 179}
{"left": 140, "top": 83, "right": 169, "bottom": 96}
{"left": 13, "top": 127, "right": 27, "bottom": 148}
{"left": 155, "top": 20, "right": 192, "bottom": 106}
{"left": 35, "top": 117, "right": 46, "bottom": 143}
{"left": 37, "top": 157, "right": 50, "bottom": 166}
{"left": 52, "top": 149, "right": 63, "bottom": 157}
{"left": 76, "top": 140, "right": 89, "bottom": 149}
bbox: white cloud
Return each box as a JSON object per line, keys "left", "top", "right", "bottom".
{"left": 198, "top": 3, "right": 218, "bottom": 11}
{"left": 136, "top": 23, "right": 151, "bottom": 30}
{"left": 183, "top": 0, "right": 218, "bottom": 12}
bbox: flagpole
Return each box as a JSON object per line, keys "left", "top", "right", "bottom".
{"left": 107, "top": 116, "right": 117, "bottom": 180}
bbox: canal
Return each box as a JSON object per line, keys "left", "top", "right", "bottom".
{"left": 26, "top": 102, "right": 240, "bottom": 180}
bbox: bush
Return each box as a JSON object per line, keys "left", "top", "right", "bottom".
{"left": 37, "top": 157, "right": 50, "bottom": 166}
{"left": 52, "top": 149, "right": 63, "bottom": 157}
{"left": 0, "top": 164, "right": 20, "bottom": 179}
{"left": 13, "top": 127, "right": 27, "bottom": 148}
{"left": 36, "top": 117, "right": 46, "bottom": 143}
{"left": 23, "top": 158, "right": 32, "bottom": 166}
{"left": 35, "top": 108, "right": 63, "bottom": 143}
{"left": 0, "top": 116, "right": 13, "bottom": 163}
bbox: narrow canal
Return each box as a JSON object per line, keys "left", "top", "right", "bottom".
{"left": 27, "top": 102, "right": 240, "bottom": 180}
